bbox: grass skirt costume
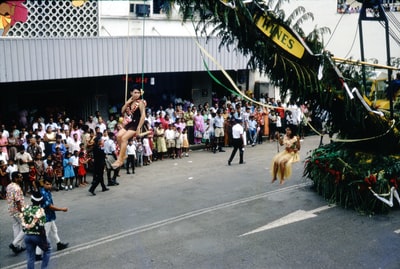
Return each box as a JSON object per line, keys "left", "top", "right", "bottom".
{"left": 271, "top": 136, "right": 300, "bottom": 181}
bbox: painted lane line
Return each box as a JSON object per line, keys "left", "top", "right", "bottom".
{"left": 3, "top": 182, "right": 310, "bottom": 269}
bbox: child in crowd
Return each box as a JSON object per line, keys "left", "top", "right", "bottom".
{"left": 182, "top": 128, "right": 189, "bottom": 157}
{"left": 165, "top": 124, "right": 176, "bottom": 159}
{"left": 143, "top": 136, "right": 152, "bottom": 166}
{"left": 202, "top": 119, "right": 212, "bottom": 151}
{"left": 77, "top": 151, "right": 89, "bottom": 186}
{"left": 28, "top": 163, "right": 38, "bottom": 192}
{"left": 175, "top": 127, "right": 183, "bottom": 158}
{"left": 63, "top": 151, "right": 75, "bottom": 190}
{"left": 34, "top": 152, "right": 45, "bottom": 186}
{"left": 135, "top": 138, "right": 144, "bottom": 167}
{"left": 54, "top": 161, "right": 63, "bottom": 191}
{"left": 70, "top": 150, "right": 79, "bottom": 187}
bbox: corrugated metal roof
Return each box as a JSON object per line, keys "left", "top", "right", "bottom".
{"left": 0, "top": 36, "right": 250, "bottom": 83}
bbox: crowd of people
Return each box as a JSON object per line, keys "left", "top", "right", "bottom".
{"left": 2, "top": 89, "right": 315, "bottom": 267}
{"left": 0, "top": 94, "right": 314, "bottom": 198}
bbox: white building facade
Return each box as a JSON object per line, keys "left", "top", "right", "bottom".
{"left": 1, "top": 0, "right": 398, "bottom": 123}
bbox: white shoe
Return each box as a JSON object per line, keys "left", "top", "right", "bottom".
{"left": 69, "top": 185, "right": 73, "bottom": 190}
{"left": 64, "top": 186, "right": 68, "bottom": 191}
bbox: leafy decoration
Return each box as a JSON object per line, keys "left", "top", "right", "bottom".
{"left": 168, "top": 0, "right": 400, "bottom": 213}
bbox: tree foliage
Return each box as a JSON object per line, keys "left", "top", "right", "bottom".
{"left": 169, "top": 0, "right": 399, "bottom": 154}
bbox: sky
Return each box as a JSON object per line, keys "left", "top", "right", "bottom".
{"left": 282, "top": 0, "right": 399, "bottom": 66}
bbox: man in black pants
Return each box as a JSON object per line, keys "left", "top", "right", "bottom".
{"left": 228, "top": 118, "right": 245, "bottom": 165}
{"left": 88, "top": 135, "right": 109, "bottom": 195}
{"left": 104, "top": 132, "right": 120, "bottom": 186}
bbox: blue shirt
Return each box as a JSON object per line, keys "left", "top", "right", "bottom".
{"left": 40, "top": 188, "right": 56, "bottom": 222}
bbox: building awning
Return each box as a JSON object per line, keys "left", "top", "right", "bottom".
{"left": 0, "top": 36, "right": 250, "bottom": 83}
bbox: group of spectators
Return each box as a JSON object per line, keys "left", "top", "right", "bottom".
{"left": 2, "top": 93, "right": 316, "bottom": 268}
{"left": 0, "top": 94, "right": 315, "bottom": 200}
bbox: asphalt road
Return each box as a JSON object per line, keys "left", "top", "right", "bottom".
{"left": 1, "top": 135, "right": 400, "bottom": 269}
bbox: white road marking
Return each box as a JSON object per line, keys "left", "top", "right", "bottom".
{"left": 394, "top": 229, "right": 400, "bottom": 234}
{"left": 3, "top": 182, "right": 310, "bottom": 269}
{"left": 240, "top": 205, "right": 336, "bottom": 237}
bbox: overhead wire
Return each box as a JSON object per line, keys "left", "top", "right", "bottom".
{"left": 344, "top": 23, "right": 359, "bottom": 59}
{"left": 324, "top": 0, "right": 358, "bottom": 50}
{"left": 140, "top": 0, "right": 146, "bottom": 98}
{"left": 381, "top": 11, "right": 400, "bottom": 46}
{"left": 124, "top": 8, "right": 131, "bottom": 101}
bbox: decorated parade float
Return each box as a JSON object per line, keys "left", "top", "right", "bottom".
{"left": 169, "top": 0, "right": 400, "bottom": 214}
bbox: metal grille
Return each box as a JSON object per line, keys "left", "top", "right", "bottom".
{"left": 8, "top": 0, "right": 98, "bottom": 38}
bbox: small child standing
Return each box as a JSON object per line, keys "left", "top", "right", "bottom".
{"left": 70, "top": 150, "right": 80, "bottom": 188}
{"left": 135, "top": 138, "right": 144, "bottom": 167}
{"left": 77, "top": 151, "right": 89, "bottom": 186}
{"left": 28, "top": 163, "right": 38, "bottom": 192}
{"left": 63, "top": 152, "right": 75, "bottom": 190}
{"left": 202, "top": 119, "right": 212, "bottom": 151}
{"left": 54, "top": 161, "right": 63, "bottom": 191}
{"left": 182, "top": 128, "right": 189, "bottom": 157}
{"left": 142, "top": 136, "right": 152, "bottom": 166}
{"left": 175, "top": 127, "right": 183, "bottom": 158}
{"left": 34, "top": 152, "right": 45, "bottom": 188}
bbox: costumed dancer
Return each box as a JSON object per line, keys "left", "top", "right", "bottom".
{"left": 112, "top": 86, "right": 146, "bottom": 169}
{"left": 271, "top": 126, "right": 300, "bottom": 185}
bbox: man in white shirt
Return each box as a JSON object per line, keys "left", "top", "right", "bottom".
{"left": 213, "top": 109, "right": 225, "bottom": 153}
{"left": 45, "top": 117, "right": 59, "bottom": 132}
{"left": 104, "top": 132, "right": 119, "bottom": 186}
{"left": 126, "top": 139, "right": 136, "bottom": 174}
{"left": 1, "top": 124, "right": 10, "bottom": 139}
{"left": 228, "top": 118, "right": 244, "bottom": 165}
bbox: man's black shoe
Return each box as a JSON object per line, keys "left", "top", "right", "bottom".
{"left": 102, "top": 188, "right": 109, "bottom": 192}
{"left": 219, "top": 149, "right": 225, "bottom": 152}
{"left": 89, "top": 189, "right": 96, "bottom": 196}
{"left": 107, "top": 182, "right": 115, "bottom": 186}
{"left": 9, "top": 243, "right": 18, "bottom": 254}
{"left": 57, "top": 242, "right": 69, "bottom": 251}
{"left": 228, "top": 160, "right": 231, "bottom": 166}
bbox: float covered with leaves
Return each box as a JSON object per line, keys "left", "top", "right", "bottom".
{"left": 303, "top": 141, "right": 400, "bottom": 214}
{"left": 169, "top": 0, "right": 400, "bottom": 213}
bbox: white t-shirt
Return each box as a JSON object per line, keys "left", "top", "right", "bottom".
{"left": 232, "top": 123, "right": 244, "bottom": 139}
